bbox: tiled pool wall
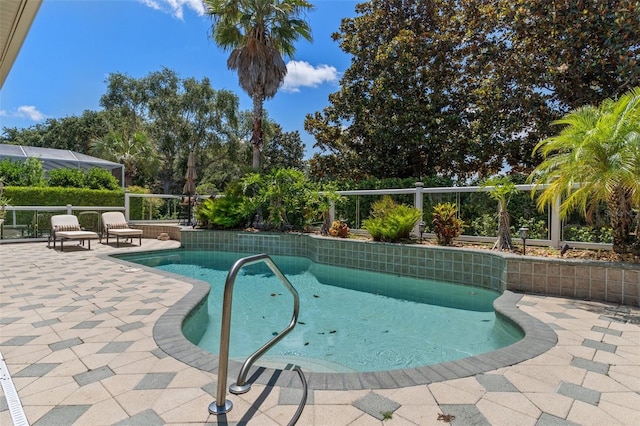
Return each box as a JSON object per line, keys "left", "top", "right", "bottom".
{"left": 180, "top": 230, "right": 640, "bottom": 306}
{"left": 180, "top": 230, "right": 506, "bottom": 292}
{"left": 506, "top": 257, "right": 639, "bottom": 306}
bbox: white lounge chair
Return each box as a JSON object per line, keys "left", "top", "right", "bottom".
{"left": 102, "top": 212, "right": 143, "bottom": 247}
{"left": 48, "top": 214, "right": 99, "bottom": 251}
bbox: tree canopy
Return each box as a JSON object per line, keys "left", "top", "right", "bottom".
{"left": 305, "top": 0, "right": 640, "bottom": 181}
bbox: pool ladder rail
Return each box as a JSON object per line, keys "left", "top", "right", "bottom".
{"left": 209, "top": 253, "right": 303, "bottom": 418}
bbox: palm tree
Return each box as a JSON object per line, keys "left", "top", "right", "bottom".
{"left": 204, "top": 0, "right": 313, "bottom": 171}
{"left": 481, "top": 176, "right": 518, "bottom": 251}
{"left": 92, "top": 131, "right": 159, "bottom": 187}
{"left": 528, "top": 87, "right": 640, "bottom": 254}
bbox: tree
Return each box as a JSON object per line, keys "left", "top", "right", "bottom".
{"left": 262, "top": 124, "right": 304, "bottom": 171}
{"left": 91, "top": 131, "right": 159, "bottom": 187}
{"left": 1, "top": 110, "right": 111, "bottom": 154}
{"left": 204, "top": 0, "right": 313, "bottom": 171}
{"left": 100, "top": 69, "right": 241, "bottom": 193}
{"left": 481, "top": 176, "right": 518, "bottom": 251}
{"left": 143, "top": 68, "right": 239, "bottom": 193}
{"left": 305, "top": 0, "right": 460, "bottom": 179}
{"left": 305, "top": 0, "right": 639, "bottom": 179}
{"left": 528, "top": 87, "right": 640, "bottom": 254}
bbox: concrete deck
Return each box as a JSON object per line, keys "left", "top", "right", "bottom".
{"left": 1, "top": 239, "right": 638, "bottom": 425}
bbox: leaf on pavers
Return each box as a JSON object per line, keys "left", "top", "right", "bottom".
{"left": 438, "top": 413, "right": 456, "bottom": 423}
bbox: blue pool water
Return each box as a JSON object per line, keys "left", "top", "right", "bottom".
{"left": 122, "top": 250, "right": 523, "bottom": 372}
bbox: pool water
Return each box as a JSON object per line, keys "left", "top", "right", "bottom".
{"left": 123, "top": 250, "right": 523, "bottom": 373}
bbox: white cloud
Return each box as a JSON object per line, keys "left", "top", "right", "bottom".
{"left": 282, "top": 61, "right": 339, "bottom": 93}
{"left": 138, "top": 0, "right": 206, "bottom": 20}
{"left": 16, "top": 105, "right": 46, "bottom": 121}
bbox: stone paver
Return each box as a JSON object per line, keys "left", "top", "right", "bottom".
{"left": 1, "top": 239, "right": 639, "bottom": 425}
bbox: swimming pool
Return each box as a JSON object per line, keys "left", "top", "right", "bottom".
{"left": 121, "top": 249, "right": 523, "bottom": 373}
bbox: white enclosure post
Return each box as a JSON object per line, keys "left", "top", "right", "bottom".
{"left": 550, "top": 195, "right": 562, "bottom": 248}
{"left": 413, "top": 182, "right": 424, "bottom": 237}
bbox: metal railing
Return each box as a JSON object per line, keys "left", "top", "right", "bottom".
{"left": 0, "top": 185, "right": 614, "bottom": 250}
{"left": 0, "top": 205, "right": 124, "bottom": 241}
{"left": 327, "top": 182, "right": 613, "bottom": 251}
{"left": 209, "top": 253, "right": 300, "bottom": 415}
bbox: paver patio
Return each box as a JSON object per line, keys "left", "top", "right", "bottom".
{"left": 0, "top": 239, "right": 638, "bottom": 425}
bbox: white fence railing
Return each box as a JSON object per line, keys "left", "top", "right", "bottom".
{"left": 0, "top": 186, "right": 613, "bottom": 251}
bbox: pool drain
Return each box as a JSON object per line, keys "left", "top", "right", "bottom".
{"left": 0, "top": 352, "right": 29, "bottom": 426}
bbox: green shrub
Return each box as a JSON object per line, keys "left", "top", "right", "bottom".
{"left": 515, "top": 217, "right": 548, "bottom": 240}
{"left": 196, "top": 194, "right": 251, "bottom": 229}
{"left": 0, "top": 158, "right": 45, "bottom": 187}
{"left": 48, "top": 168, "right": 87, "bottom": 188}
{"left": 470, "top": 213, "right": 498, "bottom": 237}
{"left": 563, "top": 225, "right": 613, "bottom": 243}
{"left": 2, "top": 186, "right": 123, "bottom": 207}
{"left": 86, "top": 167, "right": 120, "bottom": 190}
{"left": 238, "top": 168, "right": 341, "bottom": 231}
{"left": 362, "top": 196, "right": 421, "bottom": 242}
{"left": 432, "top": 202, "right": 464, "bottom": 245}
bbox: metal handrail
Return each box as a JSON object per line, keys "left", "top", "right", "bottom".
{"left": 209, "top": 253, "right": 300, "bottom": 415}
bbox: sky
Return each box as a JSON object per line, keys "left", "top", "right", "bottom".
{"left": 0, "top": 0, "right": 360, "bottom": 158}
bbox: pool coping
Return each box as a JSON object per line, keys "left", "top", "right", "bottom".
{"left": 104, "top": 249, "right": 557, "bottom": 391}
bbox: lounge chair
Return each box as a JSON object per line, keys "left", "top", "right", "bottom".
{"left": 48, "top": 214, "right": 99, "bottom": 251}
{"left": 101, "top": 212, "right": 143, "bottom": 247}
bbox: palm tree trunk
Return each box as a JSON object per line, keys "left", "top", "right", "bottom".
{"left": 493, "top": 205, "right": 514, "bottom": 251}
{"left": 251, "top": 95, "right": 263, "bottom": 171}
{"left": 608, "top": 185, "right": 633, "bottom": 254}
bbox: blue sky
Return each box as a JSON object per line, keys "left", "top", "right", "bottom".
{"left": 0, "top": 0, "right": 359, "bottom": 157}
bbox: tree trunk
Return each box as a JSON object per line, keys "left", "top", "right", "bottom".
{"left": 251, "top": 95, "right": 264, "bottom": 171}
{"left": 608, "top": 185, "right": 633, "bottom": 254}
{"left": 493, "top": 205, "right": 514, "bottom": 251}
